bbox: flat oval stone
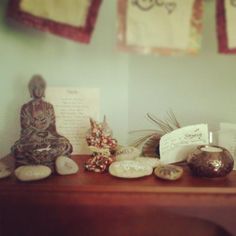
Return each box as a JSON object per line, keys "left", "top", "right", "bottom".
{"left": 56, "top": 156, "right": 79, "bottom": 175}
{"left": 154, "top": 165, "right": 183, "bottom": 181}
{"left": 15, "top": 165, "right": 51, "bottom": 181}
{"left": 135, "top": 157, "right": 160, "bottom": 168}
{"left": 0, "top": 162, "right": 12, "bottom": 179}
{"left": 116, "top": 146, "right": 141, "bottom": 161}
{"left": 109, "top": 160, "right": 153, "bottom": 178}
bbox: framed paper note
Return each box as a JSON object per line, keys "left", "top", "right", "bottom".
{"left": 160, "top": 124, "right": 209, "bottom": 164}
{"left": 8, "top": 0, "right": 102, "bottom": 43}
{"left": 46, "top": 88, "right": 100, "bottom": 154}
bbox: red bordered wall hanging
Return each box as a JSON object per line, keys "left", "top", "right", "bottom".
{"left": 7, "top": 0, "right": 102, "bottom": 43}
{"left": 217, "top": 0, "right": 236, "bottom": 54}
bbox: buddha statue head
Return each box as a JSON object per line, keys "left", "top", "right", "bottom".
{"left": 29, "top": 75, "right": 46, "bottom": 99}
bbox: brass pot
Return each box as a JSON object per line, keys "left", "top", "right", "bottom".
{"left": 187, "top": 145, "right": 234, "bottom": 178}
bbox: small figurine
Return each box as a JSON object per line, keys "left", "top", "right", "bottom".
{"left": 86, "top": 117, "right": 117, "bottom": 154}
{"left": 11, "top": 75, "right": 73, "bottom": 172}
{"left": 85, "top": 116, "right": 118, "bottom": 173}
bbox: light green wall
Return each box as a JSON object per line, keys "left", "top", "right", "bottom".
{"left": 0, "top": 0, "right": 129, "bottom": 156}
{"left": 129, "top": 1, "right": 236, "bottom": 138}
{"left": 0, "top": 1, "right": 236, "bottom": 157}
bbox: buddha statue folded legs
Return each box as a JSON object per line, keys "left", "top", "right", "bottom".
{"left": 12, "top": 136, "right": 72, "bottom": 171}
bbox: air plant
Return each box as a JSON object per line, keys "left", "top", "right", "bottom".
{"left": 130, "top": 110, "right": 181, "bottom": 157}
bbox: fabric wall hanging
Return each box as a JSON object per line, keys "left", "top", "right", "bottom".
{"left": 7, "top": 0, "right": 102, "bottom": 43}
{"left": 118, "top": 0, "right": 203, "bottom": 55}
{"left": 217, "top": 0, "right": 236, "bottom": 54}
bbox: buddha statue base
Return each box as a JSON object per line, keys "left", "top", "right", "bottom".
{"left": 13, "top": 140, "right": 72, "bottom": 172}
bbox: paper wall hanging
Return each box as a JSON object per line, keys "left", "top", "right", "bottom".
{"left": 8, "top": 0, "right": 102, "bottom": 43}
{"left": 118, "top": 0, "right": 203, "bottom": 55}
{"left": 217, "top": 0, "right": 236, "bottom": 54}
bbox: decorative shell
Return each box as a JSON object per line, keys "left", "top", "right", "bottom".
{"left": 154, "top": 165, "right": 183, "bottom": 181}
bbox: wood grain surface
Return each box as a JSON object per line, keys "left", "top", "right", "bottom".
{"left": 0, "top": 156, "right": 236, "bottom": 236}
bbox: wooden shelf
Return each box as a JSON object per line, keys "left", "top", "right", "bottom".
{"left": 1, "top": 156, "right": 236, "bottom": 236}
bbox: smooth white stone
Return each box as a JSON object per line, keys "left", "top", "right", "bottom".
{"left": 15, "top": 165, "right": 51, "bottom": 181}
{"left": 116, "top": 146, "right": 141, "bottom": 161}
{"left": 109, "top": 160, "right": 153, "bottom": 178}
{"left": 135, "top": 157, "right": 160, "bottom": 169}
{"left": 0, "top": 162, "right": 12, "bottom": 179}
{"left": 56, "top": 156, "right": 79, "bottom": 175}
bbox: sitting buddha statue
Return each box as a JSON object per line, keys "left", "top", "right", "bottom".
{"left": 11, "top": 75, "right": 73, "bottom": 171}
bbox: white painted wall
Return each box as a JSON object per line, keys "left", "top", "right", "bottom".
{"left": 0, "top": 1, "right": 236, "bottom": 157}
